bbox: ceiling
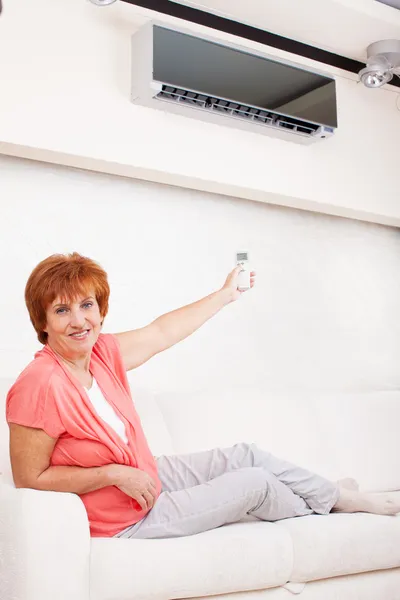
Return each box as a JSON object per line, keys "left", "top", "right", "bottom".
{"left": 168, "top": 0, "right": 400, "bottom": 63}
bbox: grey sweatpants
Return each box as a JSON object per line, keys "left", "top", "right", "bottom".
{"left": 116, "top": 443, "right": 340, "bottom": 539}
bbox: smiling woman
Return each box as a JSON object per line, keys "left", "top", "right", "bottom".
{"left": 25, "top": 253, "right": 109, "bottom": 346}
{"left": 44, "top": 292, "right": 102, "bottom": 387}
{"left": 6, "top": 252, "right": 400, "bottom": 540}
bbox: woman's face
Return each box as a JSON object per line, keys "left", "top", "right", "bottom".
{"left": 44, "top": 291, "right": 103, "bottom": 358}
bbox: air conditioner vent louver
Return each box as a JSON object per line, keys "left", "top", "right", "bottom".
{"left": 131, "top": 22, "right": 337, "bottom": 144}
{"left": 156, "top": 85, "right": 320, "bottom": 136}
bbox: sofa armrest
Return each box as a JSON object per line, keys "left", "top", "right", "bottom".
{"left": 0, "top": 482, "right": 91, "bottom": 600}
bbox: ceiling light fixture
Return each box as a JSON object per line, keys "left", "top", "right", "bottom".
{"left": 359, "top": 39, "right": 400, "bottom": 88}
{"left": 87, "top": 0, "right": 118, "bottom": 6}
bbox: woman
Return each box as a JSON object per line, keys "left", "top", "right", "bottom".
{"left": 7, "top": 253, "right": 400, "bottom": 539}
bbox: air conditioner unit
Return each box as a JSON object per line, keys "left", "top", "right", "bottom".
{"left": 131, "top": 22, "right": 338, "bottom": 144}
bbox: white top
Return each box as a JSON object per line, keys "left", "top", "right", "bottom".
{"left": 85, "top": 378, "right": 128, "bottom": 444}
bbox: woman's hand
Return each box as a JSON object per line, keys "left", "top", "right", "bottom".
{"left": 220, "top": 266, "right": 256, "bottom": 304}
{"left": 108, "top": 465, "right": 158, "bottom": 510}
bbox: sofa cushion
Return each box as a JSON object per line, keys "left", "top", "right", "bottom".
{"left": 275, "top": 512, "right": 400, "bottom": 583}
{"left": 127, "top": 383, "right": 174, "bottom": 457}
{"left": 311, "top": 391, "right": 400, "bottom": 492}
{"left": 156, "top": 386, "right": 400, "bottom": 492}
{"left": 155, "top": 386, "right": 332, "bottom": 478}
{"left": 90, "top": 521, "right": 293, "bottom": 600}
{"left": 195, "top": 568, "right": 400, "bottom": 600}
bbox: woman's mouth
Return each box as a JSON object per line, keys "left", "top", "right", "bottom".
{"left": 69, "top": 330, "right": 90, "bottom": 340}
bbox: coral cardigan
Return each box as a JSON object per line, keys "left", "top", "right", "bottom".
{"left": 6, "top": 333, "right": 161, "bottom": 537}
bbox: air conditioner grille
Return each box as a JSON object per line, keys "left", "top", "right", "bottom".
{"left": 156, "top": 85, "right": 320, "bottom": 136}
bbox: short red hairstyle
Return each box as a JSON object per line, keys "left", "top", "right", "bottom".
{"left": 25, "top": 253, "right": 110, "bottom": 345}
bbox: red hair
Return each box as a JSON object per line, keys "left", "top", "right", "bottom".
{"left": 25, "top": 253, "right": 110, "bottom": 344}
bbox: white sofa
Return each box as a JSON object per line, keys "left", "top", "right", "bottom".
{"left": 1, "top": 376, "right": 400, "bottom": 600}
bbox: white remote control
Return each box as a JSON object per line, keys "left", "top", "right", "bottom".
{"left": 236, "top": 251, "right": 251, "bottom": 291}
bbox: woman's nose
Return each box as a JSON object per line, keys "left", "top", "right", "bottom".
{"left": 70, "top": 309, "right": 86, "bottom": 328}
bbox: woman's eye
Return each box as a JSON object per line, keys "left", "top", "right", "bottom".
{"left": 83, "top": 302, "right": 93, "bottom": 309}
{"left": 56, "top": 308, "right": 67, "bottom": 315}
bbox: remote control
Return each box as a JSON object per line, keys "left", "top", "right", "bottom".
{"left": 236, "top": 251, "right": 251, "bottom": 291}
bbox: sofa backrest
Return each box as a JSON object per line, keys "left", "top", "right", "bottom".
{"left": 0, "top": 375, "right": 174, "bottom": 484}
{"left": 155, "top": 384, "right": 400, "bottom": 493}
{"left": 2, "top": 374, "right": 400, "bottom": 494}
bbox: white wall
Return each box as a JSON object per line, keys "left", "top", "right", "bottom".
{"left": 0, "top": 0, "right": 400, "bottom": 226}
{"left": 2, "top": 155, "right": 400, "bottom": 395}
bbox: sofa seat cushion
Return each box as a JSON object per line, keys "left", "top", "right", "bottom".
{"left": 191, "top": 568, "right": 400, "bottom": 600}
{"left": 276, "top": 512, "right": 400, "bottom": 583}
{"left": 90, "top": 521, "right": 293, "bottom": 600}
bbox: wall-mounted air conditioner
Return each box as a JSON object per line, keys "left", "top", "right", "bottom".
{"left": 131, "top": 22, "right": 338, "bottom": 144}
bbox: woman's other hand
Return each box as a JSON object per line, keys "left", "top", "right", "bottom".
{"left": 109, "top": 465, "right": 158, "bottom": 510}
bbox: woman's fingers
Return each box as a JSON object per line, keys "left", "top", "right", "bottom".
{"left": 133, "top": 487, "right": 156, "bottom": 511}
{"left": 143, "top": 490, "right": 155, "bottom": 509}
{"left": 133, "top": 492, "right": 148, "bottom": 511}
{"left": 117, "top": 469, "right": 159, "bottom": 510}
{"left": 148, "top": 481, "right": 157, "bottom": 496}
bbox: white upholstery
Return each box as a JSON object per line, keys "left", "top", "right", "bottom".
{"left": 1, "top": 376, "right": 400, "bottom": 600}
{"left": 276, "top": 512, "right": 400, "bottom": 582}
{"left": 126, "top": 382, "right": 174, "bottom": 458}
{"left": 0, "top": 483, "right": 90, "bottom": 600}
{"left": 90, "top": 522, "right": 292, "bottom": 600}
{"left": 310, "top": 391, "right": 400, "bottom": 492}
{"left": 195, "top": 569, "right": 400, "bottom": 600}
{"left": 156, "top": 386, "right": 400, "bottom": 491}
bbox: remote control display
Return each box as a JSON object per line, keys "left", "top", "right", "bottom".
{"left": 236, "top": 252, "right": 248, "bottom": 262}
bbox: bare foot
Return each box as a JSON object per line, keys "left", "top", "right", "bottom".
{"left": 334, "top": 489, "right": 400, "bottom": 516}
{"left": 337, "top": 478, "right": 359, "bottom": 491}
